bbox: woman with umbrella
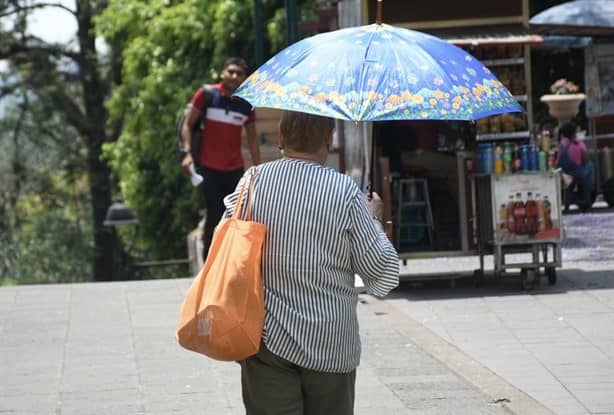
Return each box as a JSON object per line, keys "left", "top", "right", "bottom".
{"left": 229, "top": 12, "right": 521, "bottom": 413}
{"left": 223, "top": 110, "right": 399, "bottom": 414}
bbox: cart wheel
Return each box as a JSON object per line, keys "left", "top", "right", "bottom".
{"left": 521, "top": 268, "right": 536, "bottom": 291}
{"left": 546, "top": 267, "right": 557, "bottom": 285}
{"left": 473, "top": 269, "right": 484, "bottom": 287}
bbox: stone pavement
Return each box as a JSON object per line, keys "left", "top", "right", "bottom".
{"left": 2, "top": 209, "right": 611, "bottom": 415}
{"left": 389, "top": 205, "right": 614, "bottom": 415}
{"left": 0, "top": 277, "right": 551, "bottom": 415}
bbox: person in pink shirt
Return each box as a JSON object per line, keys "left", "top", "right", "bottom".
{"left": 556, "top": 122, "right": 594, "bottom": 210}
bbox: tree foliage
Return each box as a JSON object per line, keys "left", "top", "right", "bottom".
{"left": 1, "top": 0, "right": 321, "bottom": 282}
{"left": 1, "top": 0, "right": 121, "bottom": 281}
{"left": 0, "top": 94, "right": 93, "bottom": 284}
{"left": 99, "top": 0, "right": 288, "bottom": 259}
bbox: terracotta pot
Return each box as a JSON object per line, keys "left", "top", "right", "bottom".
{"left": 540, "top": 93, "right": 586, "bottom": 125}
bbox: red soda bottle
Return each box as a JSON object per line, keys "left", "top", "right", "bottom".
{"left": 525, "top": 192, "right": 538, "bottom": 235}
{"left": 513, "top": 192, "right": 526, "bottom": 234}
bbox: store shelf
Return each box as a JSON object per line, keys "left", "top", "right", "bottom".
{"left": 476, "top": 131, "right": 530, "bottom": 141}
{"left": 586, "top": 133, "right": 614, "bottom": 141}
{"left": 481, "top": 57, "right": 525, "bottom": 67}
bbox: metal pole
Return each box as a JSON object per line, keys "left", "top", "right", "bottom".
{"left": 253, "top": 0, "right": 265, "bottom": 66}
{"left": 285, "top": 0, "right": 298, "bottom": 45}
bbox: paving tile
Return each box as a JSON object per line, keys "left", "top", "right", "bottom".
{"left": 0, "top": 275, "right": 562, "bottom": 415}
{"left": 0, "top": 393, "right": 60, "bottom": 413}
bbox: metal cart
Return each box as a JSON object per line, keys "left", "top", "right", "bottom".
{"left": 473, "top": 171, "right": 563, "bottom": 290}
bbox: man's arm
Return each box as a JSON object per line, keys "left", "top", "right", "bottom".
{"left": 245, "top": 123, "right": 260, "bottom": 166}
{"left": 180, "top": 107, "right": 202, "bottom": 175}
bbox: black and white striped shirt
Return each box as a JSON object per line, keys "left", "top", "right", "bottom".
{"left": 223, "top": 158, "right": 399, "bottom": 373}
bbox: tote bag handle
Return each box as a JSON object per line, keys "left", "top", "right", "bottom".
{"left": 232, "top": 169, "right": 258, "bottom": 222}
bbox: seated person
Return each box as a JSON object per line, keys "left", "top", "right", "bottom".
{"left": 556, "top": 121, "right": 595, "bottom": 210}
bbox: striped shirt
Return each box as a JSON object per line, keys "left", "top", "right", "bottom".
{"left": 223, "top": 158, "right": 399, "bottom": 373}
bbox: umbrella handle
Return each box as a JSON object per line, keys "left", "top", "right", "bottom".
{"left": 368, "top": 122, "right": 376, "bottom": 199}
{"left": 376, "top": 0, "right": 383, "bottom": 25}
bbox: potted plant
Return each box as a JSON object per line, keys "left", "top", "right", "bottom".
{"left": 540, "top": 79, "right": 586, "bottom": 125}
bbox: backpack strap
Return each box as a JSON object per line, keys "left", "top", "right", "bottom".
{"left": 201, "top": 85, "right": 214, "bottom": 109}
{"left": 198, "top": 85, "right": 215, "bottom": 127}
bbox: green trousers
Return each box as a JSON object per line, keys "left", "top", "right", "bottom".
{"left": 239, "top": 345, "right": 356, "bottom": 415}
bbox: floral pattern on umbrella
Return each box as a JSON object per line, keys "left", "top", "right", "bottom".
{"left": 236, "top": 24, "right": 522, "bottom": 122}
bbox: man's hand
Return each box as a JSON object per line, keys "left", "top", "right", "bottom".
{"left": 180, "top": 107, "right": 201, "bottom": 174}
{"left": 181, "top": 153, "right": 194, "bottom": 176}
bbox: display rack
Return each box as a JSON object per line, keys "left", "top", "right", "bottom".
{"left": 476, "top": 131, "right": 531, "bottom": 141}
{"left": 466, "top": 44, "right": 533, "bottom": 142}
{"left": 472, "top": 172, "right": 563, "bottom": 290}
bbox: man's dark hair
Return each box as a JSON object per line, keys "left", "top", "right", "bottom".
{"left": 223, "top": 57, "right": 248, "bottom": 73}
{"left": 559, "top": 121, "right": 577, "bottom": 141}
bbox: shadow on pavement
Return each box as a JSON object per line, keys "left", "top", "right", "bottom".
{"left": 562, "top": 205, "right": 614, "bottom": 215}
{"left": 388, "top": 268, "right": 614, "bottom": 301}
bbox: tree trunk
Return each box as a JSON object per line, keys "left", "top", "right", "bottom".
{"left": 77, "top": 0, "right": 118, "bottom": 281}
{"left": 87, "top": 143, "right": 116, "bottom": 281}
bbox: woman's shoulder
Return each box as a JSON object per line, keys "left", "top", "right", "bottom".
{"left": 317, "top": 163, "right": 359, "bottom": 188}
{"left": 260, "top": 159, "right": 360, "bottom": 190}
{"left": 324, "top": 168, "right": 361, "bottom": 198}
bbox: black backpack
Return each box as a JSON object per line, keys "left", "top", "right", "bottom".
{"left": 176, "top": 85, "right": 214, "bottom": 163}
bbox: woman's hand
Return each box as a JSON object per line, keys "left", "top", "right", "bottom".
{"left": 366, "top": 192, "right": 384, "bottom": 218}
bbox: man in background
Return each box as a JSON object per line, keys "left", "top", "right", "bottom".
{"left": 180, "top": 57, "right": 260, "bottom": 260}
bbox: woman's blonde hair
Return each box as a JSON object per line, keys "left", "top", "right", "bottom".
{"left": 280, "top": 110, "right": 335, "bottom": 153}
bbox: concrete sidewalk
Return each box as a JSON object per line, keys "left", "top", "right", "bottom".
{"left": 385, "top": 207, "right": 614, "bottom": 415}
{"left": 0, "top": 278, "right": 552, "bottom": 415}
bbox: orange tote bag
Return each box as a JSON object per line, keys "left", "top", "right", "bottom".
{"left": 177, "top": 171, "right": 266, "bottom": 361}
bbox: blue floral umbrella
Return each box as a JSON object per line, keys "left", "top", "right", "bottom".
{"left": 235, "top": 23, "right": 522, "bottom": 122}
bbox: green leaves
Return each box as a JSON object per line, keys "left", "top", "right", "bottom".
{"left": 99, "top": 0, "right": 243, "bottom": 258}
{"left": 100, "top": 0, "right": 319, "bottom": 260}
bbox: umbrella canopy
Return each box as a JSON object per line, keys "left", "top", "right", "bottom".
{"left": 530, "top": 0, "right": 614, "bottom": 37}
{"left": 235, "top": 24, "right": 522, "bottom": 122}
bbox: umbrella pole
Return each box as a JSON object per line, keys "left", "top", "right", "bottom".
{"left": 376, "top": 0, "right": 383, "bottom": 25}
{"left": 370, "top": 128, "right": 376, "bottom": 198}
{"left": 362, "top": 123, "right": 370, "bottom": 194}
{"left": 367, "top": 122, "right": 376, "bottom": 198}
